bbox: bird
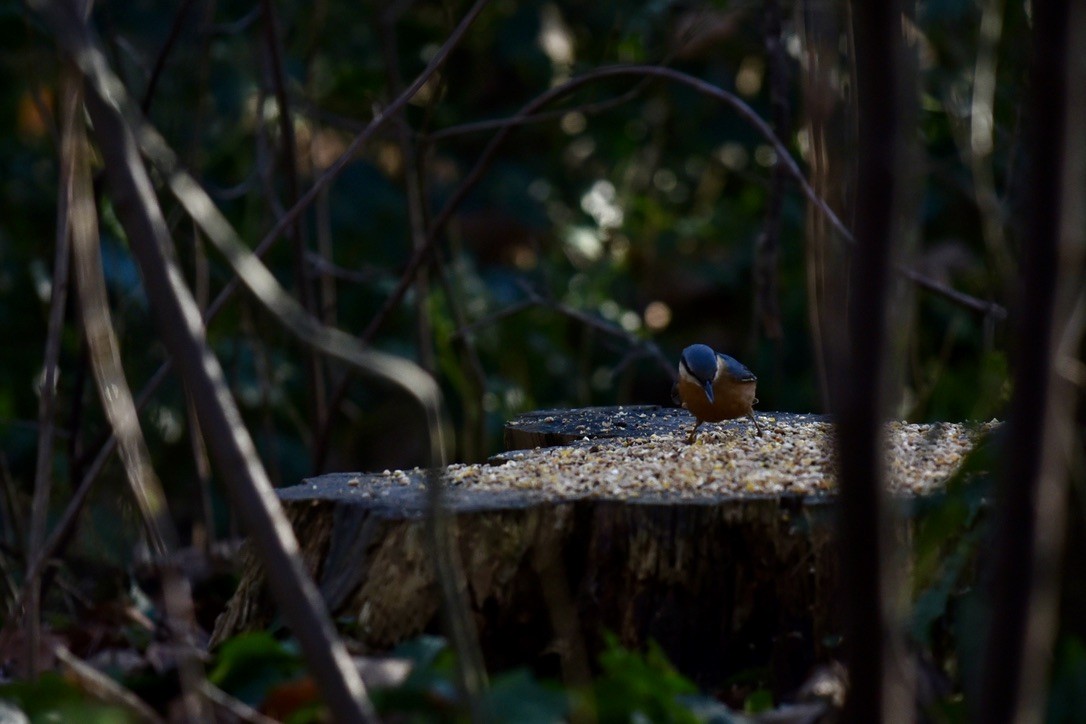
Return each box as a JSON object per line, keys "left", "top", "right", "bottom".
{"left": 674, "top": 343, "right": 762, "bottom": 443}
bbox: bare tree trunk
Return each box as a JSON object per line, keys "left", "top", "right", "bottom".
{"left": 978, "top": 1, "right": 1086, "bottom": 721}
{"left": 834, "top": 1, "right": 915, "bottom": 720}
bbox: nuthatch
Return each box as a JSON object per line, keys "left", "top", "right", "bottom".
{"left": 674, "top": 344, "right": 762, "bottom": 443}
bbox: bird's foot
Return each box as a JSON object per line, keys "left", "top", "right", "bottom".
{"left": 749, "top": 412, "right": 763, "bottom": 435}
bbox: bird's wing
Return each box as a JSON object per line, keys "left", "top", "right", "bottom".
{"left": 717, "top": 353, "right": 757, "bottom": 382}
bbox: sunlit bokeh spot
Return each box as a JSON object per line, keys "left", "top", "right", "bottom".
{"left": 599, "top": 299, "right": 620, "bottom": 320}
{"left": 561, "top": 112, "right": 587, "bottom": 135}
{"left": 644, "top": 301, "right": 672, "bottom": 331}
{"left": 609, "top": 235, "right": 630, "bottom": 263}
{"left": 653, "top": 168, "right": 677, "bottom": 193}
{"left": 795, "top": 127, "right": 811, "bottom": 162}
{"left": 736, "top": 55, "right": 765, "bottom": 97}
{"left": 580, "top": 180, "right": 624, "bottom": 229}
{"left": 619, "top": 310, "right": 641, "bottom": 332}
{"left": 564, "top": 226, "right": 604, "bottom": 265}
{"left": 539, "top": 4, "right": 574, "bottom": 84}
{"left": 513, "top": 247, "right": 538, "bottom": 270}
{"left": 565, "top": 136, "right": 596, "bottom": 164}
{"left": 754, "top": 144, "right": 777, "bottom": 167}
{"left": 714, "top": 142, "right": 749, "bottom": 171}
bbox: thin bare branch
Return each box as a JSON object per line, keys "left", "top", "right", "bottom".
{"left": 26, "top": 62, "right": 78, "bottom": 679}
{"left": 0, "top": 454, "right": 20, "bottom": 557}
{"left": 362, "top": 63, "right": 1004, "bottom": 361}
{"left": 83, "top": 77, "right": 378, "bottom": 720}
{"left": 217, "top": 0, "right": 491, "bottom": 310}
{"left": 754, "top": 0, "right": 789, "bottom": 342}
{"left": 70, "top": 137, "right": 174, "bottom": 555}
{"left": 6, "top": 5, "right": 494, "bottom": 671}
{"left": 27, "top": 2, "right": 493, "bottom": 718}
{"left": 376, "top": 6, "right": 437, "bottom": 376}
{"left": 23, "top": 3, "right": 379, "bottom": 712}
{"left": 0, "top": 365, "right": 169, "bottom": 652}
{"left": 67, "top": 73, "right": 210, "bottom": 719}
{"left": 425, "top": 85, "right": 645, "bottom": 143}
{"left": 62, "top": 0, "right": 487, "bottom": 497}
{"left": 140, "top": 0, "right": 197, "bottom": 114}
{"left": 54, "top": 644, "right": 165, "bottom": 724}
{"left": 200, "top": 681, "right": 281, "bottom": 724}
{"left": 260, "top": 0, "right": 328, "bottom": 436}
{"left": 31, "top": 0, "right": 491, "bottom": 474}
{"left": 451, "top": 284, "right": 675, "bottom": 383}
{"left": 967, "top": 0, "right": 1014, "bottom": 282}
{"left": 796, "top": 0, "right": 846, "bottom": 412}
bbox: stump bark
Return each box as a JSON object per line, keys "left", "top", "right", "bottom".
{"left": 214, "top": 406, "right": 988, "bottom": 694}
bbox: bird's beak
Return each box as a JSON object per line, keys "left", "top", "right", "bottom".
{"left": 702, "top": 380, "right": 715, "bottom": 404}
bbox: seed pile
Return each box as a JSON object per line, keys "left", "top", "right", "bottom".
{"left": 366, "top": 414, "right": 999, "bottom": 501}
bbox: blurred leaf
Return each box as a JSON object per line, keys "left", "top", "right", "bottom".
{"left": 1047, "top": 637, "right": 1086, "bottom": 724}
{"left": 209, "top": 632, "right": 304, "bottom": 707}
{"left": 392, "top": 634, "right": 453, "bottom": 671}
{"left": 742, "top": 687, "right": 774, "bottom": 713}
{"left": 485, "top": 669, "right": 567, "bottom": 723}
{"left": 373, "top": 636, "right": 460, "bottom": 718}
{"left": 910, "top": 428, "right": 999, "bottom": 645}
{"left": 581, "top": 633, "right": 699, "bottom": 724}
{"left": 0, "top": 673, "right": 134, "bottom": 724}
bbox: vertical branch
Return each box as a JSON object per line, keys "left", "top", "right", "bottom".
{"left": 26, "top": 63, "right": 78, "bottom": 679}
{"left": 754, "top": 0, "right": 789, "bottom": 343}
{"left": 430, "top": 246, "right": 489, "bottom": 462}
{"left": 81, "top": 83, "right": 377, "bottom": 719}
{"left": 373, "top": 6, "right": 488, "bottom": 462}
{"left": 834, "top": 1, "right": 913, "bottom": 721}
{"left": 306, "top": 0, "right": 493, "bottom": 471}
{"left": 37, "top": 3, "right": 378, "bottom": 708}
{"left": 377, "top": 6, "right": 436, "bottom": 376}
{"left": 798, "top": 0, "right": 851, "bottom": 411}
{"left": 375, "top": 11, "right": 490, "bottom": 717}
{"left": 260, "top": 0, "right": 328, "bottom": 441}
{"left": 0, "top": 455, "right": 20, "bottom": 561}
{"left": 140, "top": 0, "right": 197, "bottom": 114}
{"left": 968, "top": 0, "right": 1013, "bottom": 283}
{"left": 71, "top": 153, "right": 174, "bottom": 558}
{"left": 0, "top": 364, "right": 172, "bottom": 656}
{"left": 69, "top": 68, "right": 209, "bottom": 720}
{"left": 978, "top": 1, "right": 1085, "bottom": 721}
{"left": 188, "top": 0, "right": 218, "bottom": 550}
{"left": 424, "top": 467, "right": 491, "bottom": 722}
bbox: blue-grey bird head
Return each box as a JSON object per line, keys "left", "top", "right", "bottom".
{"left": 680, "top": 344, "right": 719, "bottom": 403}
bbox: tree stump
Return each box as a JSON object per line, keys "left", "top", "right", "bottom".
{"left": 213, "top": 406, "right": 994, "bottom": 694}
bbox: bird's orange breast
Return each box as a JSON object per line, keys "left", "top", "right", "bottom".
{"left": 678, "top": 375, "right": 757, "bottom": 423}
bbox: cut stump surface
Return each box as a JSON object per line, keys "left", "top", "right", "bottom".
{"left": 214, "top": 406, "right": 996, "bottom": 692}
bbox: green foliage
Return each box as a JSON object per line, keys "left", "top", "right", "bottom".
{"left": 0, "top": 673, "right": 134, "bottom": 724}
{"left": 580, "top": 633, "right": 700, "bottom": 724}
{"left": 198, "top": 632, "right": 710, "bottom": 722}
{"left": 741, "top": 687, "right": 774, "bottom": 714}
{"left": 905, "top": 426, "right": 1003, "bottom": 715}
{"left": 909, "top": 429, "right": 999, "bottom": 646}
{"left": 208, "top": 631, "right": 305, "bottom": 707}
{"left": 1047, "top": 637, "right": 1086, "bottom": 724}
{"left": 374, "top": 635, "right": 567, "bottom": 722}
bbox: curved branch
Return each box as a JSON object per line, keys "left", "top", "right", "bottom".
{"left": 404, "top": 65, "right": 1005, "bottom": 332}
